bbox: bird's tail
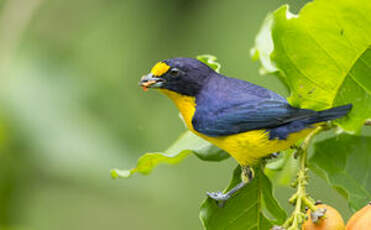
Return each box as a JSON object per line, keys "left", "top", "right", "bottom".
{"left": 308, "top": 104, "right": 352, "bottom": 124}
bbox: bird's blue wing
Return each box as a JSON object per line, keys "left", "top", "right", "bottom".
{"left": 192, "top": 75, "right": 316, "bottom": 137}
{"left": 192, "top": 99, "right": 311, "bottom": 136}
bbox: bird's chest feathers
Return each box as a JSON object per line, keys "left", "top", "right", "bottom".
{"left": 160, "top": 89, "right": 196, "bottom": 130}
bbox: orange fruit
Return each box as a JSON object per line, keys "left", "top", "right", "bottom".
{"left": 302, "top": 204, "right": 345, "bottom": 230}
{"left": 346, "top": 203, "right": 371, "bottom": 230}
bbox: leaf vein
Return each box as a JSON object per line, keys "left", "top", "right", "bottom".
{"left": 332, "top": 46, "right": 371, "bottom": 106}
{"left": 227, "top": 203, "right": 258, "bottom": 227}
{"left": 278, "top": 34, "right": 331, "bottom": 93}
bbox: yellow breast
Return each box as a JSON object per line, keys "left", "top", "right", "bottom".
{"left": 161, "top": 89, "right": 314, "bottom": 166}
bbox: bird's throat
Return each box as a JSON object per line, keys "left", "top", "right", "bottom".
{"left": 160, "top": 89, "right": 197, "bottom": 131}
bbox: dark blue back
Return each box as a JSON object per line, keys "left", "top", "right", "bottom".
{"left": 192, "top": 73, "right": 317, "bottom": 139}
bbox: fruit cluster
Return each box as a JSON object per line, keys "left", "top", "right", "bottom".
{"left": 301, "top": 202, "right": 371, "bottom": 230}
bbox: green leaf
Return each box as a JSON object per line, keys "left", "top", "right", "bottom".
{"left": 200, "top": 166, "right": 287, "bottom": 230}
{"left": 332, "top": 47, "right": 371, "bottom": 131}
{"left": 265, "top": 149, "right": 299, "bottom": 186}
{"left": 250, "top": 14, "right": 279, "bottom": 75}
{"left": 111, "top": 131, "right": 229, "bottom": 179}
{"left": 252, "top": 0, "right": 371, "bottom": 132}
{"left": 110, "top": 150, "right": 191, "bottom": 179}
{"left": 197, "top": 55, "right": 221, "bottom": 73}
{"left": 310, "top": 133, "right": 371, "bottom": 211}
{"left": 193, "top": 144, "right": 230, "bottom": 162}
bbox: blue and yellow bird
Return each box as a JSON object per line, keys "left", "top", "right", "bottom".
{"left": 140, "top": 57, "right": 352, "bottom": 204}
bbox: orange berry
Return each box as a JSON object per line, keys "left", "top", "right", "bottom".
{"left": 302, "top": 204, "right": 345, "bottom": 230}
{"left": 346, "top": 203, "right": 371, "bottom": 230}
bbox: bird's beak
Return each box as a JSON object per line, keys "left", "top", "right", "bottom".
{"left": 139, "top": 73, "right": 164, "bottom": 91}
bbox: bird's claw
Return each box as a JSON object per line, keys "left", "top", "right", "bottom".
{"left": 207, "top": 191, "right": 231, "bottom": 207}
{"left": 207, "top": 191, "right": 230, "bottom": 201}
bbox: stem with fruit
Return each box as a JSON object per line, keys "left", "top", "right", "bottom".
{"left": 278, "top": 125, "right": 329, "bottom": 230}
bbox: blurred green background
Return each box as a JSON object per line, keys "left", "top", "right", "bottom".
{"left": 0, "top": 0, "right": 353, "bottom": 229}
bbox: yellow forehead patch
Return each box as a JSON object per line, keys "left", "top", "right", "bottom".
{"left": 151, "top": 62, "right": 170, "bottom": 76}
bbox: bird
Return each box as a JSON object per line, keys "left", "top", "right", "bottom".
{"left": 139, "top": 57, "right": 352, "bottom": 206}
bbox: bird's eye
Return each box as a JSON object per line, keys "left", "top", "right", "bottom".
{"left": 169, "top": 68, "right": 181, "bottom": 77}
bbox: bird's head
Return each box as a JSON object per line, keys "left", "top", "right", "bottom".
{"left": 140, "top": 57, "right": 214, "bottom": 96}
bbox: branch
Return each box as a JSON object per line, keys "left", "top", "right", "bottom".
{"left": 274, "top": 126, "right": 326, "bottom": 230}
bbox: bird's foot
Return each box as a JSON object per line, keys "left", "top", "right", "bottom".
{"left": 206, "top": 191, "right": 231, "bottom": 207}
{"left": 206, "top": 167, "right": 254, "bottom": 208}
{"left": 206, "top": 180, "right": 248, "bottom": 208}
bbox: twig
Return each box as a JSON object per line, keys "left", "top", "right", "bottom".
{"left": 280, "top": 126, "right": 325, "bottom": 230}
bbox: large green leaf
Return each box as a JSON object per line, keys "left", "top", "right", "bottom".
{"left": 111, "top": 131, "right": 229, "bottom": 178}
{"left": 252, "top": 0, "right": 371, "bottom": 132}
{"left": 200, "top": 166, "right": 287, "bottom": 230}
{"left": 310, "top": 134, "right": 371, "bottom": 211}
{"left": 332, "top": 47, "right": 371, "bottom": 131}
